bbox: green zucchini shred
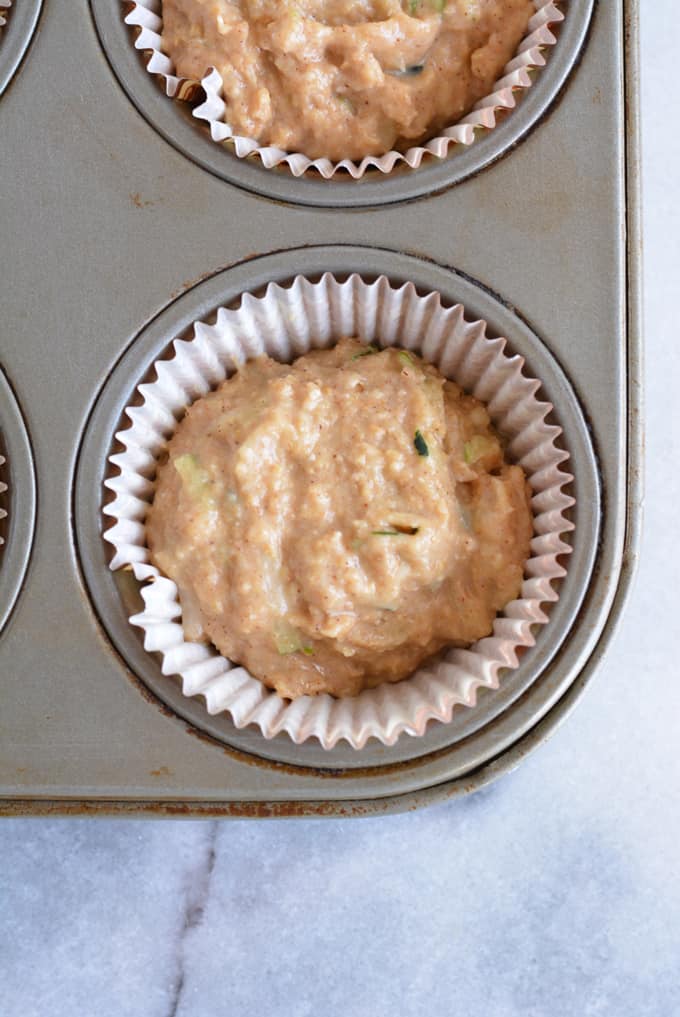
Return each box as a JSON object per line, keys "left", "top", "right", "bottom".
{"left": 414, "top": 430, "right": 429, "bottom": 457}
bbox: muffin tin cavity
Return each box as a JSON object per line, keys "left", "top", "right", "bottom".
{"left": 0, "top": 0, "right": 42, "bottom": 97}
{"left": 90, "top": 0, "right": 594, "bottom": 208}
{"left": 74, "top": 246, "right": 599, "bottom": 771}
{"left": 0, "top": 368, "right": 36, "bottom": 635}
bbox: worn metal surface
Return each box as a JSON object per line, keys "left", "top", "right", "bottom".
{"left": 0, "top": 0, "right": 640, "bottom": 814}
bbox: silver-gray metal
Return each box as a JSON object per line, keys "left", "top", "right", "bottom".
{"left": 0, "top": 368, "right": 36, "bottom": 636}
{"left": 90, "top": 0, "right": 595, "bottom": 208}
{"left": 74, "top": 246, "right": 599, "bottom": 770}
{"left": 0, "top": 0, "right": 42, "bottom": 97}
{"left": 0, "top": 0, "right": 641, "bottom": 816}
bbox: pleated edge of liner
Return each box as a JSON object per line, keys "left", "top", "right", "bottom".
{"left": 0, "top": 454, "right": 7, "bottom": 546}
{"left": 0, "top": 1, "right": 12, "bottom": 30}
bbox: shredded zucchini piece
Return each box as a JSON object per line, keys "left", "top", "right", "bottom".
{"left": 173, "top": 454, "right": 215, "bottom": 505}
{"left": 414, "top": 430, "right": 429, "bottom": 457}
{"left": 464, "top": 434, "right": 497, "bottom": 465}
{"left": 351, "top": 344, "right": 379, "bottom": 360}
{"left": 274, "top": 621, "right": 314, "bottom": 656}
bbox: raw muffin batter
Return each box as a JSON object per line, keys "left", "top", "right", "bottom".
{"left": 161, "top": 0, "right": 534, "bottom": 159}
{"left": 147, "top": 340, "right": 533, "bottom": 699}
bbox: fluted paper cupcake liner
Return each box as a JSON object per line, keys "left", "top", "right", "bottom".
{"left": 0, "top": 454, "right": 7, "bottom": 546}
{"left": 104, "top": 273, "right": 574, "bottom": 749}
{"left": 124, "top": 0, "right": 563, "bottom": 179}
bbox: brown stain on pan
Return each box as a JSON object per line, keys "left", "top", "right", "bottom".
{"left": 130, "top": 191, "right": 155, "bottom": 209}
{"left": 0, "top": 798, "right": 406, "bottom": 819}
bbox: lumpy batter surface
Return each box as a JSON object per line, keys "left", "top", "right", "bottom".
{"left": 161, "top": 0, "right": 534, "bottom": 159}
{"left": 147, "top": 340, "right": 533, "bottom": 699}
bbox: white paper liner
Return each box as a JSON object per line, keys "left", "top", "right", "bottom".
{"left": 0, "top": 1, "right": 12, "bottom": 30}
{"left": 124, "top": 0, "right": 564, "bottom": 179}
{"left": 0, "top": 454, "right": 7, "bottom": 546}
{"left": 104, "top": 273, "right": 574, "bottom": 749}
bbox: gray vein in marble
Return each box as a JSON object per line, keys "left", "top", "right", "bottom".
{"left": 166, "top": 821, "right": 218, "bottom": 1017}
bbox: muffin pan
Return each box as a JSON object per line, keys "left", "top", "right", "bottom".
{"left": 0, "top": 0, "right": 42, "bottom": 96}
{"left": 0, "top": 1, "right": 640, "bottom": 816}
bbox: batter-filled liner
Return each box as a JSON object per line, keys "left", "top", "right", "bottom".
{"left": 122, "top": 0, "right": 564, "bottom": 179}
{"left": 104, "top": 273, "right": 574, "bottom": 749}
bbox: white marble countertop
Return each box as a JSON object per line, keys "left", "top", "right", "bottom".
{"left": 2, "top": 6, "right": 678, "bottom": 1015}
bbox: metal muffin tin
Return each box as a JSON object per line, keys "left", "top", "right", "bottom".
{"left": 0, "top": 1, "right": 641, "bottom": 816}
